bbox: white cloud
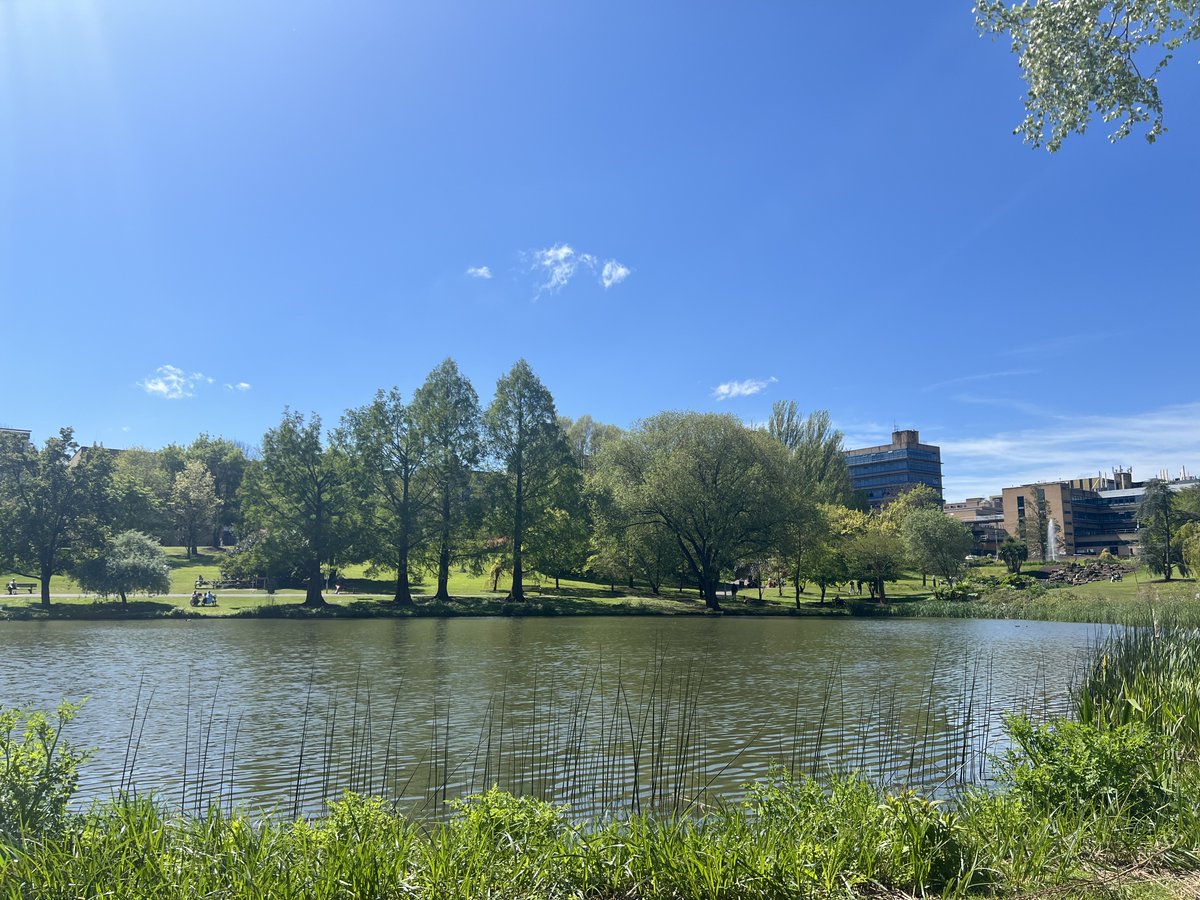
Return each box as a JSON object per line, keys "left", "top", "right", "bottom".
{"left": 139, "top": 365, "right": 210, "bottom": 400}
{"left": 530, "top": 243, "right": 597, "bottom": 294}
{"left": 466, "top": 265, "right": 492, "bottom": 279}
{"left": 712, "top": 376, "right": 778, "bottom": 401}
{"left": 938, "top": 401, "right": 1200, "bottom": 500}
{"left": 225, "top": 382, "right": 252, "bottom": 391}
{"left": 601, "top": 259, "right": 630, "bottom": 289}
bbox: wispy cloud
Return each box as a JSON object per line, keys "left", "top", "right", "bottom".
{"left": 712, "top": 376, "right": 778, "bottom": 401}
{"left": 225, "top": 382, "right": 252, "bottom": 392}
{"left": 939, "top": 401, "right": 1200, "bottom": 500}
{"left": 922, "top": 370, "right": 1036, "bottom": 392}
{"left": 524, "top": 243, "right": 631, "bottom": 295}
{"left": 601, "top": 259, "right": 630, "bottom": 288}
{"left": 138, "top": 365, "right": 212, "bottom": 400}
{"left": 1003, "top": 331, "right": 1118, "bottom": 357}
{"left": 466, "top": 265, "right": 492, "bottom": 280}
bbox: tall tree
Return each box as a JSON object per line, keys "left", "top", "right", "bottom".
{"left": 0, "top": 429, "right": 113, "bottom": 608}
{"left": 171, "top": 460, "right": 221, "bottom": 558}
{"left": 483, "top": 360, "right": 564, "bottom": 602}
{"left": 411, "top": 359, "right": 482, "bottom": 602}
{"left": 186, "top": 435, "right": 249, "bottom": 547}
{"left": 844, "top": 527, "right": 906, "bottom": 603}
{"left": 767, "top": 402, "right": 851, "bottom": 604}
{"left": 977, "top": 1, "right": 1200, "bottom": 151}
{"left": 240, "top": 411, "right": 348, "bottom": 607}
{"left": 339, "top": 388, "right": 432, "bottom": 606}
{"left": 1138, "top": 478, "right": 1180, "bottom": 580}
{"left": 767, "top": 403, "right": 853, "bottom": 504}
{"left": 73, "top": 530, "right": 171, "bottom": 607}
{"left": 595, "top": 412, "right": 789, "bottom": 610}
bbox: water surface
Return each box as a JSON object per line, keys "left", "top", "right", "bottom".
{"left": 0, "top": 616, "right": 1101, "bottom": 818}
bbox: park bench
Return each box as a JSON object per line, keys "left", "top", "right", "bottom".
{"left": 6, "top": 583, "right": 36, "bottom": 594}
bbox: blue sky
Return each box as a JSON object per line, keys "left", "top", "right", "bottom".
{"left": 2, "top": 2, "right": 1197, "bottom": 500}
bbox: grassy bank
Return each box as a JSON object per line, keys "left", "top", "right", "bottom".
{"left": 4, "top": 550, "right": 1196, "bottom": 625}
{"left": 5, "top": 627, "right": 1200, "bottom": 897}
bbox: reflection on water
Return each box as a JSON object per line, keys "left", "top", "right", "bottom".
{"left": 0, "top": 616, "right": 1101, "bottom": 819}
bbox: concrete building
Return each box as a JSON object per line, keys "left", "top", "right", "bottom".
{"left": 1000, "top": 468, "right": 1199, "bottom": 558}
{"left": 844, "top": 429, "right": 943, "bottom": 510}
{"left": 944, "top": 496, "right": 1005, "bottom": 555}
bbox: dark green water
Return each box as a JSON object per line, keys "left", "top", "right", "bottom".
{"left": 0, "top": 616, "right": 1101, "bottom": 818}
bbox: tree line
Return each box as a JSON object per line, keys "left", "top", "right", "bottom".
{"left": 1, "top": 358, "right": 984, "bottom": 610}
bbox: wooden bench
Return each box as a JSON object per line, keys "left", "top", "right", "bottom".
{"left": 6, "top": 583, "right": 35, "bottom": 594}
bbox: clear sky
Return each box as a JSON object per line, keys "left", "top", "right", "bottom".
{"left": 2, "top": 2, "right": 1197, "bottom": 501}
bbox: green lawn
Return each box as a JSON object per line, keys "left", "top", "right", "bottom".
{"left": 4, "top": 549, "right": 1192, "bottom": 622}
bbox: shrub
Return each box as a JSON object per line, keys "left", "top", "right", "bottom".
{"left": 0, "top": 702, "right": 90, "bottom": 848}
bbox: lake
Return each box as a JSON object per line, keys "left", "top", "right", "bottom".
{"left": 0, "top": 615, "right": 1104, "bottom": 819}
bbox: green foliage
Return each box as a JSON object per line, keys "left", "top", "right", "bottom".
{"left": 999, "top": 714, "right": 1174, "bottom": 823}
{"left": 594, "top": 412, "right": 790, "bottom": 610}
{"left": 0, "top": 702, "right": 89, "bottom": 847}
{"left": 240, "top": 410, "right": 355, "bottom": 606}
{"left": 901, "top": 507, "right": 974, "bottom": 583}
{"left": 73, "top": 530, "right": 171, "bottom": 605}
{"left": 0, "top": 428, "right": 114, "bottom": 607}
{"left": 171, "top": 459, "right": 221, "bottom": 557}
{"left": 976, "top": 0, "right": 1200, "bottom": 150}
{"left": 999, "top": 535, "right": 1028, "bottom": 573}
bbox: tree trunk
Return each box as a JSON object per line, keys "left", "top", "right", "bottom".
{"left": 509, "top": 466, "right": 525, "bottom": 602}
{"left": 303, "top": 559, "right": 326, "bottom": 607}
{"left": 394, "top": 547, "right": 414, "bottom": 606}
{"left": 819, "top": 583, "right": 827, "bottom": 604}
{"left": 119, "top": 590, "right": 127, "bottom": 607}
{"left": 702, "top": 574, "right": 721, "bottom": 611}
{"left": 434, "top": 485, "right": 452, "bottom": 601}
{"left": 877, "top": 578, "right": 887, "bottom": 603}
{"left": 39, "top": 557, "right": 52, "bottom": 609}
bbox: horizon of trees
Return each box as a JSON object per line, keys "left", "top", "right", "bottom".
{"left": 11, "top": 356, "right": 1152, "bottom": 611}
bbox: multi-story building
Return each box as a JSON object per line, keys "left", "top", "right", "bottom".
{"left": 844, "top": 429, "right": 943, "bottom": 510}
{"left": 1000, "top": 468, "right": 1198, "bottom": 557}
{"left": 944, "top": 496, "right": 1005, "bottom": 555}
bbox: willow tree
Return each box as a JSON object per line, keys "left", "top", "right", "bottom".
{"left": 595, "top": 412, "right": 789, "bottom": 611}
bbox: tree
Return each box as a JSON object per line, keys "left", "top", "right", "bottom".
{"left": 171, "top": 460, "right": 221, "bottom": 558}
{"left": 766, "top": 403, "right": 852, "bottom": 606}
{"left": 843, "top": 527, "right": 906, "bottom": 602}
{"left": 1138, "top": 478, "right": 1180, "bottom": 580}
{"left": 240, "top": 411, "right": 350, "bottom": 607}
{"left": 483, "top": 360, "right": 566, "bottom": 602}
{"left": 976, "top": 1, "right": 1200, "bottom": 151}
{"left": 108, "top": 448, "right": 175, "bottom": 541}
{"left": 74, "top": 530, "right": 170, "bottom": 607}
{"left": 594, "top": 412, "right": 789, "bottom": 611}
{"left": 797, "top": 541, "right": 849, "bottom": 604}
{"left": 0, "top": 429, "right": 113, "bottom": 608}
{"left": 186, "top": 436, "right": 249, "bottom": 547}
{"left": 767, "top": 403, "right": 853, "bottom": 505}
{"left": 339, "top": 388, "right": 433, "bottom": 606}
{"left": 901, "top": 507, "right": 975, "bottom": 585}
{"left": 999, "top": 536, "right": 1029, "bottom": 574}
{"left": 411, "top": 359, "right": 482, "bottom": 602}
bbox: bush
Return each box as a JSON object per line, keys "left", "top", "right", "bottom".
{"left": 998, "top": 714, "right": 1175, "bottom": 822}
{"left": 0, "top": 702, "right": 90, "bottom": 848}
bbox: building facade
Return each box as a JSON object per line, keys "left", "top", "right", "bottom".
{"left": 844, "top": 429, "right": 943, "bottom": 510}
